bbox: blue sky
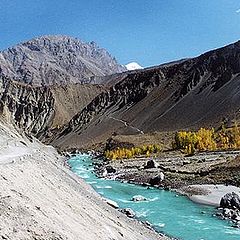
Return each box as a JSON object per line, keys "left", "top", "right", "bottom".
{"left": 0, "top": 0, "right": 239, "bottom": 67}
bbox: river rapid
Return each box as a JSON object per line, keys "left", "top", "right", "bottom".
{"left": 68, "top": 153, "right": 240, "bottom": 240}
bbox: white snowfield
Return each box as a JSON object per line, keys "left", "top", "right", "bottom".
{"left": 125, "top": 62, "right": 143, "bottom": 70}
{"left": 0, "top": 120, "right": 167, "bottom": 240}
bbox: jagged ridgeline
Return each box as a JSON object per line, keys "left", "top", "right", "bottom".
{"left": 0, "top": 35, "right": 126, "bottom": 85}
{"left": 51, "top": 40, "right": 240, "bottom": 149}
{"left": 0, "top": 36, "right": 240, "bottom": 150}
{"left": 0, "top": 35, "right": 124, "bottom": 137}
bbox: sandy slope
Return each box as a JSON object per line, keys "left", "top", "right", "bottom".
{"left": 0, "top": 121, "right": 167, "bottom": 240}
{"left": 181, "top": 184, "right": 240, "bottom": 207}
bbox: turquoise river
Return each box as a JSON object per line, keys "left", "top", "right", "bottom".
{"left": 68, "top": 153, "right": 240, "bottom": 240}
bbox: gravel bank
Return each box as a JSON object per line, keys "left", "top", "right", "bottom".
{"left": 180, "top": 184, "right": 240, "bottom": 206}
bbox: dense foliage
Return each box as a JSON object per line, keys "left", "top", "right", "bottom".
{"left": 173, "top": 124, "right": 240, "bottom": 155}
{"left": 104, "top": 124, "right": 240, "bottom": 160}
{"left": 104, "top": 144, "right": 161, "bottom": 160}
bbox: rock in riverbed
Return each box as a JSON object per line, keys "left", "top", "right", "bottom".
{"left": 132, "top": 195, "right": 147, "bottom": 202}
{"left": 220, "top": 192, "right": 240, "bottom": 209}
{"left": 149, "top": 173, "right": 165, "bottom": 186}
{"left": 217, "top": 192, "right": 240, "bottom": 227}
{"left": 149, "top": 176, "right": 161, "bottom": 186}
{"left": 106, "top": 165, "right": 116, "bottom": 174}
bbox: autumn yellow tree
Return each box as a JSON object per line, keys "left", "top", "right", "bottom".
{"left": 104, "top": 144, "right": 162, "bottom": 160}
{"left": 196, "top": 128, "right": 217, "bottom": 151}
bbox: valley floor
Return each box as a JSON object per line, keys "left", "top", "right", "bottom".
{"left": 97, "top": 149, "right": 240, "bottom": 205}
{"left": 0, "top": 121, "right": 167, "bottom": 240}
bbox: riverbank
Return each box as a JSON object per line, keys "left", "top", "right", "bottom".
{"left": 95, "top": 149, "right": 240, "bottom": 207}
{"left": 0, "top": 121, "right": 168, "bottom": 240}
{"left": 179, "top": 184, "right": 240, "bottom": 206}
{"left": 69, "top": 153, "right": 240, "bottom": 240}
{"left": 95, "top": 150, "right": 240, "bottom": 189}
{"left": 93, "top": 149, "right": 240, "bottom": 211}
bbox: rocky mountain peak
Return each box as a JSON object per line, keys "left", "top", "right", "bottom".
{"left": 0, "top": 35, "right": 126, "bottom": 86}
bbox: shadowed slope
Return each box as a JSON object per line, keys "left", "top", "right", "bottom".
{"left": 51, "top": 40, "right": 240, "bottom": 149}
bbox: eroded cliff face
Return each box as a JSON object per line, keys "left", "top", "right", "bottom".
{"left": 0, "top": 76, "right": 105, "bottom": 138}
{"left": 0, "top": 77, "right": 55, "bottom": 136}
{"left": 51, "top": 41, "right": 240, "bottom": 149}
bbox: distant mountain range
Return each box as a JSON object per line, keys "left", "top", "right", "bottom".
{"left": 0, "top": 35, "right": 239, "bottom": 150}
{"left": 0, "top": 35, "right": 126, "bottom": 86}
{"left": 50, "top": 40, "right": 240, "bottom": 149}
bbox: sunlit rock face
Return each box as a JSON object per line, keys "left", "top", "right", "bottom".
{"left": 0, "top": 35, "right": 126, "bottom": 86}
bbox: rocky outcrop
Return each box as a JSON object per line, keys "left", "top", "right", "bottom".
{"left": 0, "top": 35, "right": 126, "bottom": 86}
{"left": 0, "top": 77, "right": 55, "bottom": 136}
{"left": 220, "top": 192, "right": 240, "bottom": 209}
{"left": 52, "top": 40, "right": 240, "bottom": 150}
{"left": 149, "top": 175, "right": 163, "bottom": 186}
{"left": 216, "top": 192, "right": 240, "bottom": 227}
{"left": 120, "top": 208, "right": 136, "bottom": 218}
{"left": 0, "top": 76, "right": 104, "bottom": 138}
{"left": 145, "top": 160, "right": 158, "bottom": 169}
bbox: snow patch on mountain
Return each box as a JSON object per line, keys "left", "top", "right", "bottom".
{"left": 125, "top": 62, "right": 143, "bottom": 71}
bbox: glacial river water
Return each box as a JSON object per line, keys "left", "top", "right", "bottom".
{"left": 68, "top": 153, "right": 240, "bottom": 240}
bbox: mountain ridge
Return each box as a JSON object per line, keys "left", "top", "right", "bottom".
{"left": 50, "top": 40, "right": 240, "bottom": 149}
{"left": 0, "top": 35, "right": 126, "bottom": 86}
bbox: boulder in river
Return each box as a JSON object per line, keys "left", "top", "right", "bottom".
{"left": 132, "top": 195, "right": 146, "bottom": 202}
{"left": 218, "top": 192, "right": 240, "bottom": 227}
{"left": 220, "top": 192, "right": 240, "bottom": 209}
{"left": 149, "top": 172, "right": 165, "bottom": 186}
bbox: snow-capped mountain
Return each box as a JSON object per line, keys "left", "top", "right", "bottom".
{"left": 125, "top": 62, "right": 143, "bottom": 70}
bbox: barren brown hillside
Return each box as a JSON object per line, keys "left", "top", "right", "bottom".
{"left": 51, "top": 40, "right": 240, "bottom": 150}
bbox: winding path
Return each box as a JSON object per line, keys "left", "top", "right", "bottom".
{"left": 109, "top": 116, "right": 144, "bottom": 134}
